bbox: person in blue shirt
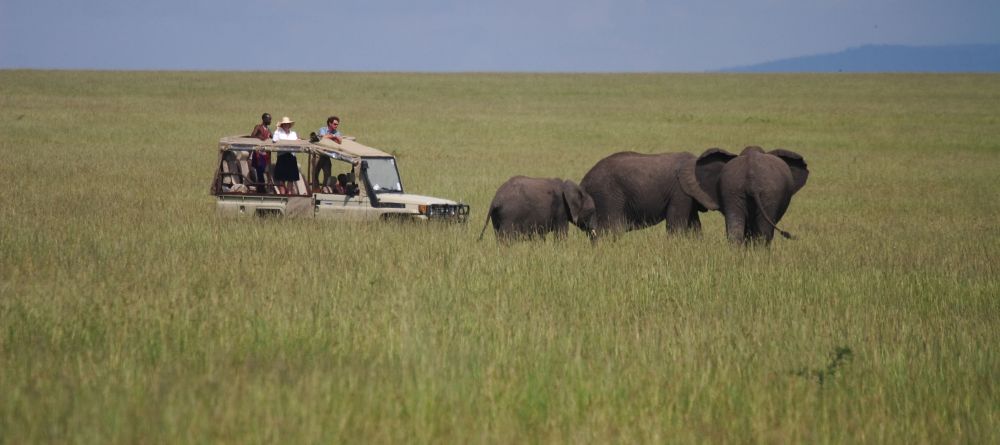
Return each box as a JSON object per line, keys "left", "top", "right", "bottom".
{"left": 313, "top": 116, "right": 342, "bottom": 188}
{"left": 318, "top": 116, "right": 342, "bottom": 143}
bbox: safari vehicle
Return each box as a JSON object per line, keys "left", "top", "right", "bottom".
{"left": 210, "top": 136, "right": 469, "bottom": 222}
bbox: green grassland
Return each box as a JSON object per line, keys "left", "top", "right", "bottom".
{"left": 1, "top": 70, "right": 998, "bottom": 443}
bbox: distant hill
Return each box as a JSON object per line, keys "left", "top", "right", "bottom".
{"left": 720, "top": 44, "right": 1000, "bottom": 73}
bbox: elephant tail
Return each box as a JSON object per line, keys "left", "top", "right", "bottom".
{"left": 751, "top": 191, "right": 795, "bottom": 240}
{"left": 478, "top": 207, "right": 493, "bottom": 241}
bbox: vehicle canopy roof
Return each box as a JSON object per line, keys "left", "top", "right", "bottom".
{"left": 218, "top": 136, "right": 393, "bottom": 162}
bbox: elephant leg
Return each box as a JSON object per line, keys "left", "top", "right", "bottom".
{"left": 665, "top": 198, "right": 696, "bottom": 234}
{"left": 752, "top": 194, "right": 788, "bottom": 245}
{"left": 687, "top": 206, "right": 702, "bottom": 232}
{"left": 753, "top": 210, "right": 775, "bottom": 245}
{"left": 498, "top": 217, "right": 528, "bottom": 242}
{"left": 496, "top": 228, "right": 515, "bottom": 244}
{"left": 722, "top": 196, "right": 749, "bottom": 244}
{"left": 520, "top": 221, "right": 544, "bottom": 241}
{"left": 535, "top": 229, "right": 547, "bottom": 241}
{"left": 724, "top": 210, "right": 747, "bottom": 244}
{"left": 743, "top": 203, "right": 761, "bottom": 241}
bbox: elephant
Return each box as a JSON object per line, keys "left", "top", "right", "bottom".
{"left": 579, "top": 151, "right": 719, "bottom": 235}
{"left": 478, "top": 176, "right": 597, "bottom": 242}
{"left": 694, "top": 146, "right": 809, "bottom": 244}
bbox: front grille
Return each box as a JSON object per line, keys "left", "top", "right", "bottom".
{"left": 426, "top": 204, "right": 470, "bottom": 222}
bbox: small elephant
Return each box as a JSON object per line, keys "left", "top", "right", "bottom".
{"left": 579, "top": 151, "right": 719, "bottom": 235}
{"left": 478, "top": 176, "right": 597, "bottom": 242}
{"left": 695, "top": 146, "right": 809, "bottom": 244}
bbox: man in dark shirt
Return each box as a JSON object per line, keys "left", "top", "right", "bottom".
{"left": 249, "top": 113, "right": 272, "bottom": 190}
{"left": 250, "top": 113, "right": 272, "bottom": 140}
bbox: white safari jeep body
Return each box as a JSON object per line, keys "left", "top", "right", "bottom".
{"left": 210, "top": 136, "right": 470, "bottom": 222}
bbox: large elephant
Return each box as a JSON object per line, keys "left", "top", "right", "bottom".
{"left": 579, "top": 151, "right": 719, "bottom": 235}
{"left": 478, "top": 176, "right": 597, "bottom": 242}
{"left": 695, "top": 146, "right": 809, "bottom": 244}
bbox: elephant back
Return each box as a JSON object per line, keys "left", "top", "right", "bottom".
{"left": 581, "top": 151, "right": 682, "bottom": 199}
{"left": 581, "top": 151, "right": 700, "bottom": 230}
{"left": 724, "top": 149, "right": 806, "bottom": 205}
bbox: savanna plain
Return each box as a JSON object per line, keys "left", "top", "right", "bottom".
{"left": 1, "top": 71, "right": 998, "bottom": 443}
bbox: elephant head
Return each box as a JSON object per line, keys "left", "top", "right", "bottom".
{"left": 561, "top": 179, "right": 598, "bottom": 240}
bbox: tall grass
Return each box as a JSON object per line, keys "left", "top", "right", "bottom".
{"left": 1, "top": 71, "right": 998, "bottom": 443}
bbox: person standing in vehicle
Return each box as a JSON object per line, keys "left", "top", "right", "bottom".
{"left": 318, "top": 116, "right": 343, "bottom": 143}
{"left": 249, "top": 113, "right": 272, "bottom": 189}
{"left": 272, "top": 117, "right": 301, "bottom": 194}
{"left": 250, "top": 113, "right": 272, "bottom": 140}
{"left": 312, "top": 116, "right": 342, "bottom": 189}
{"left": 272, "top": 116, "right": 298, "bottom": 142}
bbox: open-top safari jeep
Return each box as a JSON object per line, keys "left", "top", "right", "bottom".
{"left": 210, "top": 136, "right": 470, "bottom": 222}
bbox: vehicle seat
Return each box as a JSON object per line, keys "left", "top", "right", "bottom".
{"left": 234, "top": 152, "right": 259, "bottom": 191}
{"left": 220, "top": 151, "right": 242, "bottom": 189}
{"left": 236, "top": 152, "right": 253, "bottom": 183}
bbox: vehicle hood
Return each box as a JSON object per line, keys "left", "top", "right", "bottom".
{"left": 375, "top": 193, "right": 460, "bottom": 206}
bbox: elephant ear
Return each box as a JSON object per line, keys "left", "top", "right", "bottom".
{"left": 769, "top": 148, "right": 809, "bottom": 193}
{"left": 692, "top": 148, "right": 737, "bottom": 209}
{"left": 561, "top": 179, "right": 584, "bottom": 224}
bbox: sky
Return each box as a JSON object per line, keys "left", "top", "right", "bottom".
{"left": 2, "top": 0, "right": 999, "bottom": 72}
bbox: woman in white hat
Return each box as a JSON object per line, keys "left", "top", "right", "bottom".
{"left": 271, "top": 116, "right": 298, "bottom": 142}
{"left": 271, "top": 116, "right": 301, "bottom": 194}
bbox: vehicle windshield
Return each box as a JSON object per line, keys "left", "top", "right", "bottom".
{"left": 365, "top": 158, "right": 403, "bottom": 193}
